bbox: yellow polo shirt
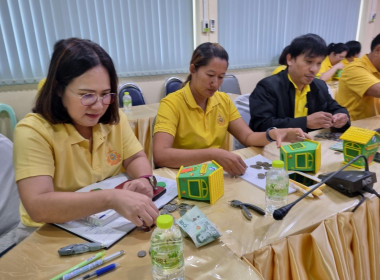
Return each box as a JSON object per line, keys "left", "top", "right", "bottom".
{"left": 14, "top": 110, "right": 142, "bottom": 226}
{"left": 272, "top": 65, "right": 286, "bottom": 75}
{"left": 317, "top": 57, "right": 333, "bottom": 81}
{"left": 336, "top": 54, "right": 380, "bottom": 120}
{"left": 288, "top": 74, "right": 310, "bottom": 117}
{"left": 341, "top": 57, "right": 358, "bottom": 67}
{"left": 153, "top": 82, "right": 241, "bottom": 149}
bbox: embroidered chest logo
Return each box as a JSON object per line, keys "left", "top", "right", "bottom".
{"left": 216, "top": 113, "right": 225, "bottom": 126}
{"left": 106, "top": 148, "right": 121, "bottom": 166}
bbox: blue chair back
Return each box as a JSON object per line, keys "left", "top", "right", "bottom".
{"left": 165, "top": 77, "right": 183, "bottom": 95}
{"left": 118, "top": 83, "right": 145, "bottom": 107}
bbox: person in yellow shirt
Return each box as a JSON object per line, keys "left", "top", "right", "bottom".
{"left": 317, "top": 42, "right": 348, "bottom": 82}
{"left": 13, "top": 38, "right": 158, "bottom": 241}
{"left": 341, "top": 40, "right": 361, "bottom": 66}
{"left": 336, "top": 34, "right": 380, "bottom": 121}
{"left": 153, "top": 42, "right": 309, "bottom": 177}
{"left": 272, "top": 45, "right": 290, "bottom": 75}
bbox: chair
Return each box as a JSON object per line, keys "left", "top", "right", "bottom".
{"left": 118, "top": 82, "right": 146, "bottom": 107}
{"left": 0, "top": 134, "right": 20, "bottom": 257}
{"left": 219, "top": 74, "right": 241, "bottom": 95}
{"left": 164, "top": 77, "right": 183, "bottom": 95}
{"left": 0, "top": 103, "right": 17, "bottom": 130}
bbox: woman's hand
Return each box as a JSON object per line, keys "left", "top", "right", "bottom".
{"left": 112, "top": 189, "right": 159, "bottom": 227}
{"left": 213, "top": 149, "right": 247, "bottom": 176}
{"left": 270, "top": 128, "right": 311, "bottom": 148}
{"left": 121, "top": 178, "right": 154, "bottom": 198}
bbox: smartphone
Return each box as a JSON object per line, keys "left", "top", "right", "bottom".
{"left": 288, "top": 172, "right": 320, "bottom": 187}
{"left": 288, "top": 171, "right": 324, "bottom": 196}
{"left": 115, "top": 180, "right": 166, "bottom": 201}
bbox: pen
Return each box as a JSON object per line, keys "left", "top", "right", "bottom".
{"left": 50, "top": 250, "right": 106, "bottom": 280}
{"left": 76, "top": 263, "right": 120, "bottom": 280}
{"left": 62, "top": 250, "right": 125, "bottom": 280}
{"left": 290, "top": 183, "right": 313, "bottom": 198}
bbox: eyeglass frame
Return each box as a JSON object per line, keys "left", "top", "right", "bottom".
{"left": 66, "top": 87, "right": 116, "bottom": 106}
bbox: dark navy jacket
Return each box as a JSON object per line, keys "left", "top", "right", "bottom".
{"left": 249, "top": 69, "right": 350, "bottom": 132}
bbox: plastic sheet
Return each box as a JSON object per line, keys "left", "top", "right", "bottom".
{"left": 2, "top": 123, "right": 379, "bottom": 279}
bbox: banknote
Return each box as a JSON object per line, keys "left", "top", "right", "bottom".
{"left": 176, "top": 206, "right": 221, "bottom": 248}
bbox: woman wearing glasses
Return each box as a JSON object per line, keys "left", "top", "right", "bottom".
{"left": 13, "top": 38, "right": 158, "bottom": 241}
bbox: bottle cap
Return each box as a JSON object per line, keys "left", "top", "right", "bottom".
{"left": 272, "top": 160, "right": 284, "bottom": 168}
{"left": 156, "top": 214, "right": 173, "bottom": 229}
{"left": 124, "top": 91, "right": 130, "bottom": 95}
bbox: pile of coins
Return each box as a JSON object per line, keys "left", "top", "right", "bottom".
{"left": 314, "top": 132, "right": 342, "bottom": 141}
{"left": 160, "top": 201, "right": 194, "bottom": 217}
{"left": 250, "top": 161, "right": 272, "bottom": 179}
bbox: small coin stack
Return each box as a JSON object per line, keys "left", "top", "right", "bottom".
{"left": 250, "top": 161, "right": 272, "bottom": 179}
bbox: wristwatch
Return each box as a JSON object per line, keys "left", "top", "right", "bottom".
{"left": 139, "top": 175, "right": 157, "bottom": 190}
{"left": 265, "top": 127, "right": 277, "bottom": 142}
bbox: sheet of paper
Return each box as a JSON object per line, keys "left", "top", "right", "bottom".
{"left": 54, "top": 174, "right": 178, "bottom": 248}
{"left": 241, "top": 154, "right": 295, "bottom": 194}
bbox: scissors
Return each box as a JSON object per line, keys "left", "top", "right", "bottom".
{"left": 229, "top": 200, "right": 265, "bottom": 220}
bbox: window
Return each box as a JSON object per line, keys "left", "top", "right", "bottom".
{"left": 218, "top": 0, "right": 361, "bottom": 69}
{"left": 0, "top": 0, "right": 193, "bottom": 85}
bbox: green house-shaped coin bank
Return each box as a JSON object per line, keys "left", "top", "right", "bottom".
{"left": 176, "top": 160, "right": 224, "bottom": 204}
{"left": 340, "top": 126, "right": 380, "bottom": 168}
{"left": 280, "top": 139, "right": 321, "bottom": 173}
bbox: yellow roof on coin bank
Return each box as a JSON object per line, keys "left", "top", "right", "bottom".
{"left": 340, "top": 126, "right": 380, "bottom": 144}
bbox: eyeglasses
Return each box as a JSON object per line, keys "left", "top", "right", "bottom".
{"left": 67, "top": 87, "right": 116, "bottom": 106}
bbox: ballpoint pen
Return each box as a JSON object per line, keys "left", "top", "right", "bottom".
{"left": 76, "top": 263, "right": 120, "bottom": 280}
{"left": 50, "top": 250, "right": 106, "bottom": 280}
{"left": 62, "top": 250, "right": 125, "bottom": 280}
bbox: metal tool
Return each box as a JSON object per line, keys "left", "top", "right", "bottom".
{"left": 229, "top": 200, "right": 265, "bottom": 220}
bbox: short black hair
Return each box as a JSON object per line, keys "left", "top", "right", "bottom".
{"left": 288, "top": 33, "right": 327, "bottom": 58}
{"left": 327, "top": 43, "right": 349, "bottom": 55}
{"left": 371, "top": 33, "right": 380, "bottom": 51}
{"left": 345, "top": 40, "right": 361, "bottom": 57}
{"left": 278, "top": 45, "right": 290, "bottom": 65}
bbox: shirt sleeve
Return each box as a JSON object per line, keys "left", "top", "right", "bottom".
{"left": 153, "top": 97, "right": 179, "bottom": 137}
{"left": 341, "top": 65, "right": 380, "bottom": 98}
{"left": 13, "top": 118, "right": 55, "bottom": 182}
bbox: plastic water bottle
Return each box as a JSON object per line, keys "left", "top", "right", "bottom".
{"left": 265, "top": 160, "right": 289, "bottom": 214}
{"left": 150, "top": 214, "right": 184, "bottom": 280}
{"left": 122, "top": 91, "right": 132, "bottom": 112}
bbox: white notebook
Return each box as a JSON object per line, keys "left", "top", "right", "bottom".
{"left": 53, "top": 174, "right": 178, "bottom": 248}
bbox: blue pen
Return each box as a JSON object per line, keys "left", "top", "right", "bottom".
{"left": 62, "top": 250, "right": 124, "bottom": 280}
{"left": 76, "top": 263, "right": 119, "bottom": 280}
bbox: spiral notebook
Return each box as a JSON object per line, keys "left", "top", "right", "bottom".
{"left": 53, "top": 174, "right": 178, "bottom": 248}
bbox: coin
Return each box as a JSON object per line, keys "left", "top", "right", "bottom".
{"left": 257, "top": 173, "right": 266, "bottom": 179}
{"left": 137, "top": 250, "right": 147, "bottom": 258}
{"left": 178, "top": 203, "right": 192, "bottom": 210}
{"left": 160, "top": 209, "right": 170, "bottom": 215}
{"left": 250, "top": 164, "right": 262, "bottom": 169}
{"left": 163, "top": 204, "right": 177, "bottom": 212}
{"left": 256, "top": 161, "right": 263, "bottom": 166}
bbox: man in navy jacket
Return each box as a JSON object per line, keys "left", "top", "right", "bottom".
{"left": 249, "top": 33, "right": 350, "bottom": 133}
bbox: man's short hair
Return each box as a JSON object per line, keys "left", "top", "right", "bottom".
{"left": 371, "top": 33, "right": 380, "bottom": 52}
{"left": 288, "top": 33, "right": 327, "bottom": 58}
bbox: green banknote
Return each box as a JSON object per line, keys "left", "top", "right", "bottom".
{"left": 176, "top": 206, "right": 221, "bottom": 248}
